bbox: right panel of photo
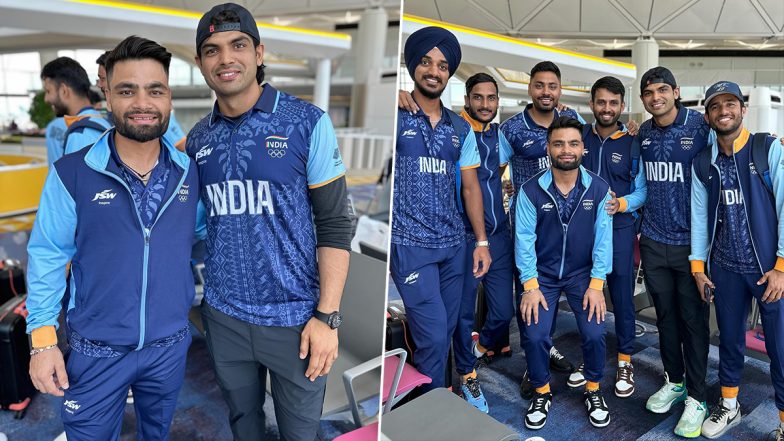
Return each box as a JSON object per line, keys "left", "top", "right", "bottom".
{"left": 380, "top": 1, "right": 784, "bottom": 440}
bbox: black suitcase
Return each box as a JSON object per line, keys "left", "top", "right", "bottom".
{"left": 0, "top": 294, "right": 35, "bottom": 418}
{"left": 386, "top": 303, "right": 453, "bottom": 390}
{"left": 0, "top": 260, "right": 26, "bottom": 307}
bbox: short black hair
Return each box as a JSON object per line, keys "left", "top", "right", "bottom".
{"left": 87, "top": 88, "right": 103, "bottom": 105}
{"left": 465, "top": 72, "right": 498, "bottom": 96}
{"left": 547, "top": 116, "right": 583, "bottom": 141}
{"left": 96, "top": 50, "right": 111, "bottom": 67}
{"left": 530, "top": 61, "right": 561, "bottom": 81}
{"left": 40, "top": 57, "right": 91, "bottom": 98}
{"left": 590, "top": 76, "right": 625, "bottom": 101}
{"left": 105, "top": 36, "right": 172, "bottom": 82}
{"left": 205, "top": 8, "right": 266, "bottom": 84}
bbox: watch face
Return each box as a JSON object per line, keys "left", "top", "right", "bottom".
{"left": 328, "top": 313, "right": 343, "bottom": 329}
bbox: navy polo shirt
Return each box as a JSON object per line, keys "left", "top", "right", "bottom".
{"left": 186, "top": 84, "right": 346, "bottom": 327}
{"left": 637, "top": 105, "right": 712, "bottom": 245}
{"left": 392, "top": 105, "right": 480, "bottom": 248}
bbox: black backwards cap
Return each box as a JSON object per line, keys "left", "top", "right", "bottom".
{"left": 196, "top": 3, "right": 260, "bottom": 54}
{"left": 640, "top": 66, "right": 677, "bottom": 91}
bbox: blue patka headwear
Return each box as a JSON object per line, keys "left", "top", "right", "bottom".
{"left": 404, "top": 26, "right": 462, "bottom": 79}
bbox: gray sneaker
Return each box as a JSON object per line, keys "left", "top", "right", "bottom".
{"left": 674, "top": 397, "right": 707, "bottom": 438}
{"left": 646, "top": 374, "right": 687, "bottom": 413}
{"left": 701, "top": 399, "right": 740, "bottom": 439}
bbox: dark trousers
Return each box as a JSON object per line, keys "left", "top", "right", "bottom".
{"left": 712, "top": 265, "right": 784, "bottom": 410}
{"left": 455, "top": 230, "right": 514, "bottom": 374}
{"left": 201, "top": 303, "right": 327, "bottom": 441}
{"left": 521, "top": 272, "right": 606, "bottom": 388}
{"left": 390, "top": 243, "right": 466, "bottom": 390}
{"left": 640, "top": 235, "right": 709, "bottom": 401}
{"left": 608, "top": 225, "right": 637, "bottom": 356}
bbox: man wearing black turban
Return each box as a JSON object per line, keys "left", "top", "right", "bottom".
{"left": 389, "top": 26, "right": 491, "bottom": 400}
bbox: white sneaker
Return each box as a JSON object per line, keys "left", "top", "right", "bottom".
{"left": 567, "top": 363, "right": 586, "bottom": 388}
{"left": 471, "top": 339, "right": 485, "bottom": 358}
{"left": 701, "top": 399, "right": 741, "bottom": 439}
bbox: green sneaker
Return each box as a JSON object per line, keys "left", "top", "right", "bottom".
{"left": 646, "top": 376, "right": 687, "bottom": 413}
{"left": 674, "top": 397, "right": 707, "bottom": 438}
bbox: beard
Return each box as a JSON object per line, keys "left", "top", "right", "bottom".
{"left": 594, "top": 112, "right": 620, "bottom": 128}
{"left": 467, "top": 105, "right": 496, "bottom": 124}
{"left": 711, "top": 117, "right": 743, "bottom": 136}
{"left": 532, "top": 96, "right": 556, "bottom": 112}
{"left": 550, "top": 154, "right": 581, "bottom": 171}
{"left": 50, "top": 100, "right": 67, "bottom": 118}
{"left": 414, "top": 76, "right": 445, "bottom": 100}
{"left": 114, "top": 110, "right": 168, "bottom": 143}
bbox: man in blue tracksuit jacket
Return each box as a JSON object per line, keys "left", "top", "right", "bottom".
{"left": 26, "top": 36, "right": 199, "bottom": 441}
{"left": 690, "top": 81, "right": 784, "bottom": 440}
{"left": 582, "top": 76, "right": 647, "bottom": 398}
{"left": 451, "top": 73, "right": 514, "bottom": 413}
{"left": 516, "top": 116, "right": 613, "bottom": 430}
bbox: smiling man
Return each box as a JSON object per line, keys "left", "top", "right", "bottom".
{"left": 690, "top": 81, "right": 784, "bottom": 440}
{"left": 186, "top": 4, "right": 351, "bottom": 441}
{"left": 26, "top": 36, "right": 198, "bottom": 440}
{"left": 516, "top": 116, "right": 613, "bottom": 430}
{"left": 635, "top": 66, "right": 714, "bottom": 438}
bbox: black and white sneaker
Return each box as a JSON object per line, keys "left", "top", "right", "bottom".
{"left": 520, "top": 369, "right": 534, "bottom": 400}
{"left": 584, "top": 389, "right": 610, "bottom": 428}
{"left": 772, "top": 427, "right": 784, "bottom": 441}
{"left": 702, "top": 399, "right": 741, "bottom": 439}
{"left": 525, "top": 391, "right": 553, "bottom": 430}
{"left": 567, "top": 363, "right": 586, "bottom": 388}
{"left": 549, "top": 346, "right": 574, "bottom": 373}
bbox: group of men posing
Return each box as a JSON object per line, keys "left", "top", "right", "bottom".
{"left": 26, "top": 3, "right": 351, "bottom": 441}
{"left": 391, "top": 25, "right": 784, "bottom": 439}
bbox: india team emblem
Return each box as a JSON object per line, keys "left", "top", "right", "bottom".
{"left": 452, "top": 135, "right": 460, "bottom": 148}
{"left": 178, "top": 184, "right": 189, "bottom": 202}
{"left": 582, "top": 199, "right": 594, "bottom": 210}
{"left": 265, "top": 135, "right": 289, "bottom": 158}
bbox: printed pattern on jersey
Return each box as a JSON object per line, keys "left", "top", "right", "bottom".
{"left": 391, "top": 107, "right": 478, "bottom": 248}
{"left": 117, "top": 147, "right": 171, "bottom": 229}
{"left": 187, "top": 86, "right": 344, "bottom": 327}
{"left": 712, "top": 154, "right": 757, "bottom": 273}
{"left": 638, "top": 106, "right": 710, "bottom": 245}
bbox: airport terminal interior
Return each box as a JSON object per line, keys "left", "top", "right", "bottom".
{"left": 2, "top": 0, "right": 784, "bottom": 440}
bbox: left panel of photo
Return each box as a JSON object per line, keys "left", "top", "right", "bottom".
{"left": 0, "top": 1, "right": 401, "bottom": 440}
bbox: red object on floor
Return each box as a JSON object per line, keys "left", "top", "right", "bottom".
{"left": 746, "top": 326, "right": 766, "bottom": 354}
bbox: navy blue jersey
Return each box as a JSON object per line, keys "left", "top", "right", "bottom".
{"left": 638, "top": 105, "right": 712, "bottom": 245}
{"left": 392, "top": 105, "right": 480, "bottom": 248}
{"left": 500, "top": 105, "right": 585, "bottom": 190}
{"left": 548, "top": 178, "right": 586, "bottom": 225}
{"left": 582, "top": 123, "right": 647, "bottom": 229}
{"left": 187, "top": 84, "right": 346, "bottom": 327}
{"left": 460, "top": 110, "right": 511, "bottom": 238}
{"left": 711, "top": 153, "right": 757, "bottom": 273}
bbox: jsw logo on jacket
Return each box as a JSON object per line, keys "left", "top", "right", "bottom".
{"left": 515, "top": 166, "right": 613, "bottom": 289}
{"left": 690, "top": 128, "right": 784, "bottom": 275}
{"left": 26, "top": 129, "right": 200, "bottom": 350}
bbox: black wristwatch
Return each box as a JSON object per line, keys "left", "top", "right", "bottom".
{"left": 313, "top": 309, "right": 343, "bottom": 329}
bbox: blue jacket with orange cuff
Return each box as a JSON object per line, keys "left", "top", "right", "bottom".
{"left": 26, "top": 129, "right": 200, "bottom": 350}
{"left": 515, "top": 166, "right": 614, "bottom": 291}
{"left": 690, "top": 128, "right": 784, "bottom": 275}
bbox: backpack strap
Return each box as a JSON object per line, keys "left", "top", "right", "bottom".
{"left": 751, "top": 132, "right": 773, "bottom": 194}
{"left": 62, "top": 115, "right": 111, "bottom": 153}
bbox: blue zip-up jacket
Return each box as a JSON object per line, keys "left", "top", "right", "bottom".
{"left": 515, "top": 166, "right": 613, "bottom": 291}
{"left": 460, "top": 109, "right": 512, "bottom": 238}
{"left": 582, "top": 122, "right": 647, "bottom": 229}
{"left": 26, "top": 129, "right": 199, "bottom": 350}
{"left": 690, "top": 128, "right": 784, "bottom": 275}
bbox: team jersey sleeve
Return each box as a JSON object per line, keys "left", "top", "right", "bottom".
{"left": 499, "top": 130, "right": 513, "bottom": 166}
{"left": 689, "top": 163, "right": 710, "bottom": 272}
{"left": 64, "top": 128, "right": 104, "bottom": 155}
{"left": 515, "top": 190, "right": 539, "bottom": 288}
{"left": 459, "top": 125, "right": 480, "bottom": 169}
{"left": 45, "top": 118, "right": 66, "bottom": 166}
{"left": 768, "top": 138, "right": 784, "bottom": 271}
{"left": 620, "top": 155, "right": 647, "bottom": 212}
{"left": 195, "top": 200, "right": 207, "bottom": 242}
{"left": 26, "top": 167, "right": 77, "bottom": 346}
{"left": 307, "top": 113, "right": 346, "bottom": 189}
{"left": 590, "top": 190, "right": 613, "bottom": 285}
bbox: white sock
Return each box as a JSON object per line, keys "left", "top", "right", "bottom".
{"left": 618, "top": 360, "right": 630, "bottom": 368}
{"left": 723, "top": 397, "right": 737, "bottom": 409}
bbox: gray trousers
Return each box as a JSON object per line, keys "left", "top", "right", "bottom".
{"left": 201, "top": 303, "right": 327, "bottom": 441}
